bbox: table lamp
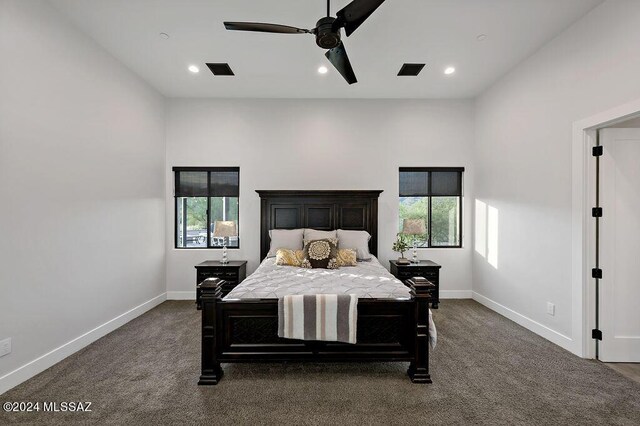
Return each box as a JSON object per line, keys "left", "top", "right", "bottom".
{"left": 213, "top": 220, "right": 237, "bottom": 265}
{"left": 402, "top": 218, "right": 426, "bottom": 264}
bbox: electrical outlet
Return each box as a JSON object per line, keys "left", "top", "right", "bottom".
{"left": 546, "top": 302, "right": 555, "bottom": 316}
{"left": 0, "top": 338, "right": 11, "bottom": 357}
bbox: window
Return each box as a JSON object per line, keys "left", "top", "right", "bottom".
{"left": 173, "top": 167, "right": 239, "bottom": 249}
{"left": 399, "top": 167, "right": 464, "bottom": 248}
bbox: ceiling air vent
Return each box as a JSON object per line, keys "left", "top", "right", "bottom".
{"left": 397, "top": 63, "right": 425, "bottom": 77}
{"left": 206, "top": 63, "right": 235, "bottom": 76}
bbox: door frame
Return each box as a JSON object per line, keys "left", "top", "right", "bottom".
{"left": 572, "top": 98, "right": 640, "bottom": 359}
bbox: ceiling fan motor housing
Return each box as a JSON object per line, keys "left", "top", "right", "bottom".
{"left": 315, "top": 17, "right": 341, "bottom": 49}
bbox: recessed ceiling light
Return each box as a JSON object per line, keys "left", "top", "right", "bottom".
{"left": 477, "top": 34, "right": 487, "bottom": 42}
{"left": 159, "top": 32, "right": 170, "bottom": 40}
{"left": 318, "top": 66, "right": 328, "bottom": 74}
{"left": 444, "top": 66, "right": 456, "bottom": 75}
{"left": 188, "top": 65, "right": 200, "bottom": 74}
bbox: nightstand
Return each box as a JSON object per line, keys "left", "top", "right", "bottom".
{"left": 389, "top": 260, "right": 441, "bottom": 308}
{"left": 195, "top": 260, "right": 247, "bottom": 309}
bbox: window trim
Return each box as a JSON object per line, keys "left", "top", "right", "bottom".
{"left": 173, "top": 166, "right": 240, "bottom": 249}
{"left": 399, "top": 167, "right": 464, "bottom": 249}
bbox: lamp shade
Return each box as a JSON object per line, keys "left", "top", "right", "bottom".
{"left": 402, "top": 219, "right": 426, "bottom": 235}
{"left": 213, "top": 220, "right": 237, "bottom": 238}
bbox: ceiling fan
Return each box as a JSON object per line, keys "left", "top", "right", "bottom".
{"left": 224, "top": 0, "right": 387, "bottom": 85}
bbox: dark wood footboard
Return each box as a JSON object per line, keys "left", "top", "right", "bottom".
{"left": 198, "top": 277, "right": 434, "bottom": 385}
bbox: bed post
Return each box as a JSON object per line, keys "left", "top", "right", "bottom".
{"left": 198, "top": 278, "right": 224, "bottom": 385}
{"left": 407, "top": 277, "right": 434, "bottom": 384}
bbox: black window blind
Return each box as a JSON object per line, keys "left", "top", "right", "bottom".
{"left": 175, "top": 171, "right": 208, "bottom": 197}
{"left": 174, "top": 167, "right": 239, "bottom": 197}
{"left": 209, "top": 170, "right": 239, "bottom": 197}
{"left": 399, "top": 167, "right": 464, "bottom": 197}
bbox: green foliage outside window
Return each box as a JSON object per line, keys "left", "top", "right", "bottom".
{"left": 431, "top": 197, "right": 459, "bottom": 246}
{"left": 399, "top": 196, "right": 460, "bottom": 247}
{"left": 399, "top": 197, "right": 429, "bottom": 246}
{"left": 182, "top": 197, "right": 240, "bottom": 231}
{"left": 210, "top": 197, "right": 239, "bottom": 228}
{"left": 185, "top": 198, "right": 207, "bottom": 230}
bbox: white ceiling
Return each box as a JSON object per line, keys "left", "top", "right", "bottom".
{"left": 51, "top": 0, "right": 602, "bottom": 99}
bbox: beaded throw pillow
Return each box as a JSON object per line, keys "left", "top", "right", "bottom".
{"left": 301, "top": 238, "right": 339, "bottom": 269}
{"left": 275, "top": 248, "right": 305, "bottom": 267}
{"left": 336, "top": 248, "right": 357, "bottom": 267}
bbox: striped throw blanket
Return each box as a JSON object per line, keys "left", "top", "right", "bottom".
{"left": 278, "top": 294, "right": 358, "bottom": 344}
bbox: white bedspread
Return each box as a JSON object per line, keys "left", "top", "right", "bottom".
{"left": 224, "top": 256, "right": 411, "bottom": 300}
{"left": 225, "top": 256, "right": 437, "bottom": 348}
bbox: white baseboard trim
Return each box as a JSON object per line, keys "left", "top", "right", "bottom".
{"left": 166, "top": 291, "right": 196, "bottom": 300}
{"left": 440, "top": 290, "right": 472, "bottom": 299}
{"left": 472, "top": 291, "right": 574, "bottom": 352}
{"left": 0, "top": 293, "right": 166, "bottom": 395}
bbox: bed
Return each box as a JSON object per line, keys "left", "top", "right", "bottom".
{"left": 199, "top": 190, "right": 434, "bottom": 385}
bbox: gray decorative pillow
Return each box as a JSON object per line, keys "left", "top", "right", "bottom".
{"left": 303, "top": 229, "right": 337, "bottom": 241}
{"left": 267, "top": 229, "right": 304, "bottom": 258}
{"left": 336, "top": 229, "right": 372, "bottom": 260}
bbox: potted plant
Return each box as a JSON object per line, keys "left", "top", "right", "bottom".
{"left": 392, "top": 233, "right": 411, "bottom": 265}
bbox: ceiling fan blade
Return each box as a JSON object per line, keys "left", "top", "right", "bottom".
{"left": 224, "top": 22, "right": 311, "bottom": 34}
{"left": 335, "top": 0, "right": 386, "bottom": 37}
{"left": 325, "top": 42, "right": 357, "bottom": 85}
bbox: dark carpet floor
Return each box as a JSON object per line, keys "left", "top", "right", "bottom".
{"left": 2, "top": 300, "right": 639, "bottom": 425}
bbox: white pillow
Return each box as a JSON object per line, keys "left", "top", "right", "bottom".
{"left": 336, "top": 229, "right": 372, "bottom": 261}
{"left": 267, "top": 229, "right": 304, "bottom": 258}
{"left": 303, "top": 229, "right": 337, "bottom": 241}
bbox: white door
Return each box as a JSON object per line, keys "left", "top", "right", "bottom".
{"left": 599, "top": 128, "right": 640, "bottom": 362}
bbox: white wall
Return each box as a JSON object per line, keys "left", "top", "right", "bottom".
{"left": 6, "top": 0, "right": 632, "bottom": 397}
{"left": 166, "top": 99, "right": 474, "bottom": 298}
{"left": 0, "top": 0, "right": 166, "bottom": 393}
{"left": 607, "top": 116, "right": 640, "bottom": 128}
{"left": 473, "top": 0, "right": 640, "bottom": 353}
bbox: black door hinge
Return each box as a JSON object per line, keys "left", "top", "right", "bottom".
{"left": 592, "top": 268, "right": 603, "bottom": 279}
{"left": 592, "top": 207, "right": 603, "bottom": 217}
{"left": 593, "top": 146, "right": 603, "bottom": 156}
{"left": 592, "top": 329, "right": 602, "bottom": 340}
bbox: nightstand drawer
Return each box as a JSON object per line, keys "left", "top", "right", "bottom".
{"left": 398, "top": 269, "right": 436, "bottom": 278}
{"left": 197, "top": 271, "right": 240, "bottom": 283}
{"left": 197, "top": 271, "right": 223, "bottom": 281}
{"left": 397, "top": 270, "right": 413, "bottom": 279}
{"left": 421, "top": 270, "right": 438, "bottom": 281}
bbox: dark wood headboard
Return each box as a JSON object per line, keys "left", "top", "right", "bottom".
{"left": 256, "top": 190, "right": 383, "bottom": 260}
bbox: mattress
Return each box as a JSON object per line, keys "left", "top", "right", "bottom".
{"left": 224, "top": 256, "right": 412, "bottom": 300}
